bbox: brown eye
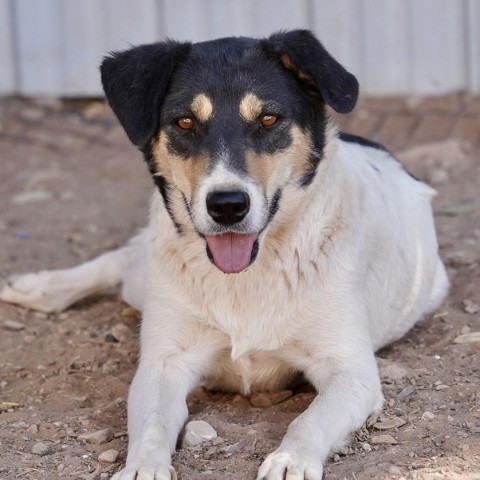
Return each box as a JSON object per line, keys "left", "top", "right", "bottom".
{"left": 178, "top": 117, "right": 195, "bottom": 129}
{"left": 261, "top": 114, "right": 278, "bottom": 127}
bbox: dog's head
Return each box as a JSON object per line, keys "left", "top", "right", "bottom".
{"left": 101, "top": 30, "right": 358, "bottom": 273}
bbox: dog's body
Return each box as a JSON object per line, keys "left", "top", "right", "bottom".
{"left": 1, "top": 31, "right": 448, "bottom": 480}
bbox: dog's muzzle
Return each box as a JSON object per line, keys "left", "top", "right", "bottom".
{"left": 204, "top": 190, "right": 258, "bottom": 274}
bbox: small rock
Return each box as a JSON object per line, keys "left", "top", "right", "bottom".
{"left": 98, "top": 449, "right": 119, "bottom": 463}
{"left": 373, "top": 417, "right": 406, "bottom": 430}
{"left": 370, "top": 434, "right": 397, "bottom": 445}
{"left": 388, "top": 465, "right": 402, "bottom": 476}
{"left": 32, "top": 442, "right": 52, "bottom": 456}
{"left": 421, "top": 411, "right": 435, "bottom": 421}
{"left": 435, "top": 384, "right": 450, "bottom": 391}
{"left": 2, "top": 320, "right": 26, "bottom": 331}
{"left": 232, "top": 395, "right": 250, "bottom": 409}
{"left": 333, "top": 454, "right": 340, "bottom": 462}
{"left": 110, "top": 323, "right": 132, "bottom": 342}
{"left": 78, "top": 428, "right": 114, "bottom": 445}
{"left": 11, "top": 190, "right": 53, "bottom": 205}
{"left": 463, "top": 299, "right": 479, "bottom": 314}
{"left": 26, "top": 424, "right": 38, "bottom": 434}
{"left": 362, "top": 442, "right": 372, "bottom": 452}
{"left": 377, "top": 359, "right": 408, "bottom": 383}
{"left": 454, "top": 332, "right": 480, "bottom": 344}
{"left": 182, "top": 421, "right": 217, "bottom": 447}
{"left": 461, "top": 325, "right": 471, "bottom": 335}
{"left": 250, "top": 390, "right": 292, "bottom": 407}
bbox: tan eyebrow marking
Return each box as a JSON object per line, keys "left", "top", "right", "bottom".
{"left": 190, "top": 94, "right": 213, "bottom": 122}
{"left": 239, "top": 92, "right": 264, "bottom": 122}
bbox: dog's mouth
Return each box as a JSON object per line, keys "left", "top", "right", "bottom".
{"left": 205, "top": 232, "right": 259, "bottom": 273}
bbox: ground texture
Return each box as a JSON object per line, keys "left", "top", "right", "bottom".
{"left": 0, "top": 95, "right": 479, "bottom": 480}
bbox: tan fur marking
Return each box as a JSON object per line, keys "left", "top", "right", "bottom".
{"left": 239, "top": 93, "right": 263, "bottom": 122}
{"left": 245, "top": 125, "right": 312, "bottom": 190}
{"left": 190, "top": 94, "right": 213, "bottom": 122}
{"left": 153, "top": 132, "right": 208, "bottom": 202}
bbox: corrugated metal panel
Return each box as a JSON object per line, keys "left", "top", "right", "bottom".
{"left": 2, "top": 0, "right": 480, "bottom": 96}
{"left": 0, "top": 0, "right": 16, "bottom": 94}
{"left": 467, "top": 0, "right": 480, "bottom": 93}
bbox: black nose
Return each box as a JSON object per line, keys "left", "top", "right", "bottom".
{"left": 206, "top": 191, "right": 250, "bottom": 225}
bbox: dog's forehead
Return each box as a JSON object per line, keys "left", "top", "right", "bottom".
{"left": 164, "top": 37, "right": 295, "bottom": 117}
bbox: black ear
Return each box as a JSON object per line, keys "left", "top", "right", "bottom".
{"left": 100, "top": 40, "right": 192, "bottom": 147}
{"left": 261, "top": 29, "right": 358, "bottom": 114}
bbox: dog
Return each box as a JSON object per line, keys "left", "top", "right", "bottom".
{"left": 0, "top": 30, "right": 449, "bottom": 480}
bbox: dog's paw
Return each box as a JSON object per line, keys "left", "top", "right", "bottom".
{"left": 111, "top": 465, "right": 177, "bottom": 480}
{"left": 0, "top": 271, "right": 75, "bottom": 312}
{"left": 257, "top": 449, "right": 324, "bottom": 480}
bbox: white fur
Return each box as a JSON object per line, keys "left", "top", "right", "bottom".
{"left": 0, "top": 134, "right": 448, "bottom": 480}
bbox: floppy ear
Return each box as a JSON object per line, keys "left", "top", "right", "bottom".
{"left": 261, "top": 29, "right": 358, "bottom": 114}
{"left": 100, "top": 40, "right": 192, "bottom": 147}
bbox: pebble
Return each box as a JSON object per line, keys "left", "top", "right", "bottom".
{"left": 435, "top": 384, "right": 450, "bottom": 391}
{"left": 110, "top": 323, "right": 132, "bottom": 342}
{"left": 454, "top": 332, "right": 480, "bottom": 344}
{"left": 182, "top": 421, "right": 217, "bottom": 447}
{"left": 26, "top": 424, "right": 38, "bottom": 434}
{"left": 11, "top": 190, "right": 53, "bottom": 205}
{"left": 250, "top": 390, "right": 293, "bottom": 407}
{"left": 362, "top": 442, "right": 372, "bottom": 452}
{"left": 78, "top": 428, "right": 114, "bottom": 445}
{"left": 32, "top": 442, "right": 52, "bottom": 456}
{"left": 2, "top": 320, "right": 26, "bottom": 331}
{"left": 373, "top": 417, "right": 406, "bottom": 430}
{"left": 98, "top": 449, "right": 119, "bottom": 463}
{"left": 377, "top": 359, "right": 408, "bottom": 383}
{"left": 388, "top": 465, "right": 402, "bottom": 476}
{"left": 421, "top": 411, "right": 435, "bottom": 421}
{"left": 463, "top": 299, "right": 479, "bottom": 314}
{"left": 370, "top": 434, "right": 398, "bottom": 445}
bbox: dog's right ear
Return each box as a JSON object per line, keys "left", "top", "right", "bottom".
{"left": 100, "top": 41, "right": 192, "bottom": 147}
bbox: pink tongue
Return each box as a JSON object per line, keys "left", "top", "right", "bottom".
{"left": 206, "top": 233, "right": 258, "bottom": 273}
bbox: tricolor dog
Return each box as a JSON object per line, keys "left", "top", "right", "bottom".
{"left": 1, "top": 30, "right": 449, "bottom": 480}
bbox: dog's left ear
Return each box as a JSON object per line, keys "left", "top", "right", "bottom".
{"left": 261, "top": 29, "right": 359, "bottom": 114}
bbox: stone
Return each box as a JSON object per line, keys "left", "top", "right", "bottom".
{"left": 78, "top": 428, "right": 114, "bottom": 445}
{"left": 98, "top": 449, "right": 119, "bottom": 463}
{"left": 377, "top": 359, "right": 408, "bottom": 383}
{"left": 454, "top": 332, "right": 480, "bottom": 344}
{"left": 370, "top": 434, "right": 398, "bottom": 445}
{"left": 11, "top": 190, "right": 53, "bottom": 205}
{"left": 463, "top": 299, "right": 479, "bottom": 314}
{"left": 110, "top": 323, "right": 132, "bottom": 342}
{"left": 373, "top": 417, "right": 406, "bottom": 430}
{"left": 421, "top": 411, "right": 435, "bottom": 421}
{"left": 2, "top": 320, "right": 26, "bottom": 331}
{"left": 182, "top": 421, "right": 217, "bottom": 448}
{"left": 32, "top": 442, "right": 52, "bottom": 456}
{"left": 362, "top": 442, "right": 372, "bottom": 452}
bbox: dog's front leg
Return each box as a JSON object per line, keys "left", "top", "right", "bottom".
{"left": 112, "top": 305, "right": 225, "bottom": 480}
{"left": 257, "top": 351, "right": 383, "bottom": 480}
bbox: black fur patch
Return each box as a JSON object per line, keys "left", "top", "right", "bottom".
{"left": 267, "top": 189, "right": 282, "bottom": 224}
{"left": 152, "top": 175, "right": 182, "bottom": 234}
{"left": 339, "top": 132, "right": 389, "bottom": 153}
{"left": 339, "top": 132, "right": 420, "bottom": 180}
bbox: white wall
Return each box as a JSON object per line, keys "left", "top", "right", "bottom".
{"left": 1, "top": 0, "right": 479, "bottom": 96}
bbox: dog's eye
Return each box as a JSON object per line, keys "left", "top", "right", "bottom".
{"left": 178, "top": 117, "right": 195, "bottom": 130}
{"left": 260, "top": 114, "right": 278, "bottom": 127}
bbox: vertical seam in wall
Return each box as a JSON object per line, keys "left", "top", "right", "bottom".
{"left": 9, "top": 0, "right": 21, "bottom": 94}
{"left": 406, "top": 0, "right": 414, "bottom": 95}
{"left": 358, "top": 0, "right": 367, "bottom": 95}
{"left": 156, "top": 0, "right": 164, "bottom": 39}
{"left": 464, "top": 0, "right": 473, "bottom": 92}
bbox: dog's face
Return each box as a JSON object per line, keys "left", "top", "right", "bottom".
{"left": 101, "top": 30, "right": 358, "bottom": 273}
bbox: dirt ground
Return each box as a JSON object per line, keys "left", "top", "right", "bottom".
{"left": 0, "top": 94, "right": 479, "bottom": 480}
